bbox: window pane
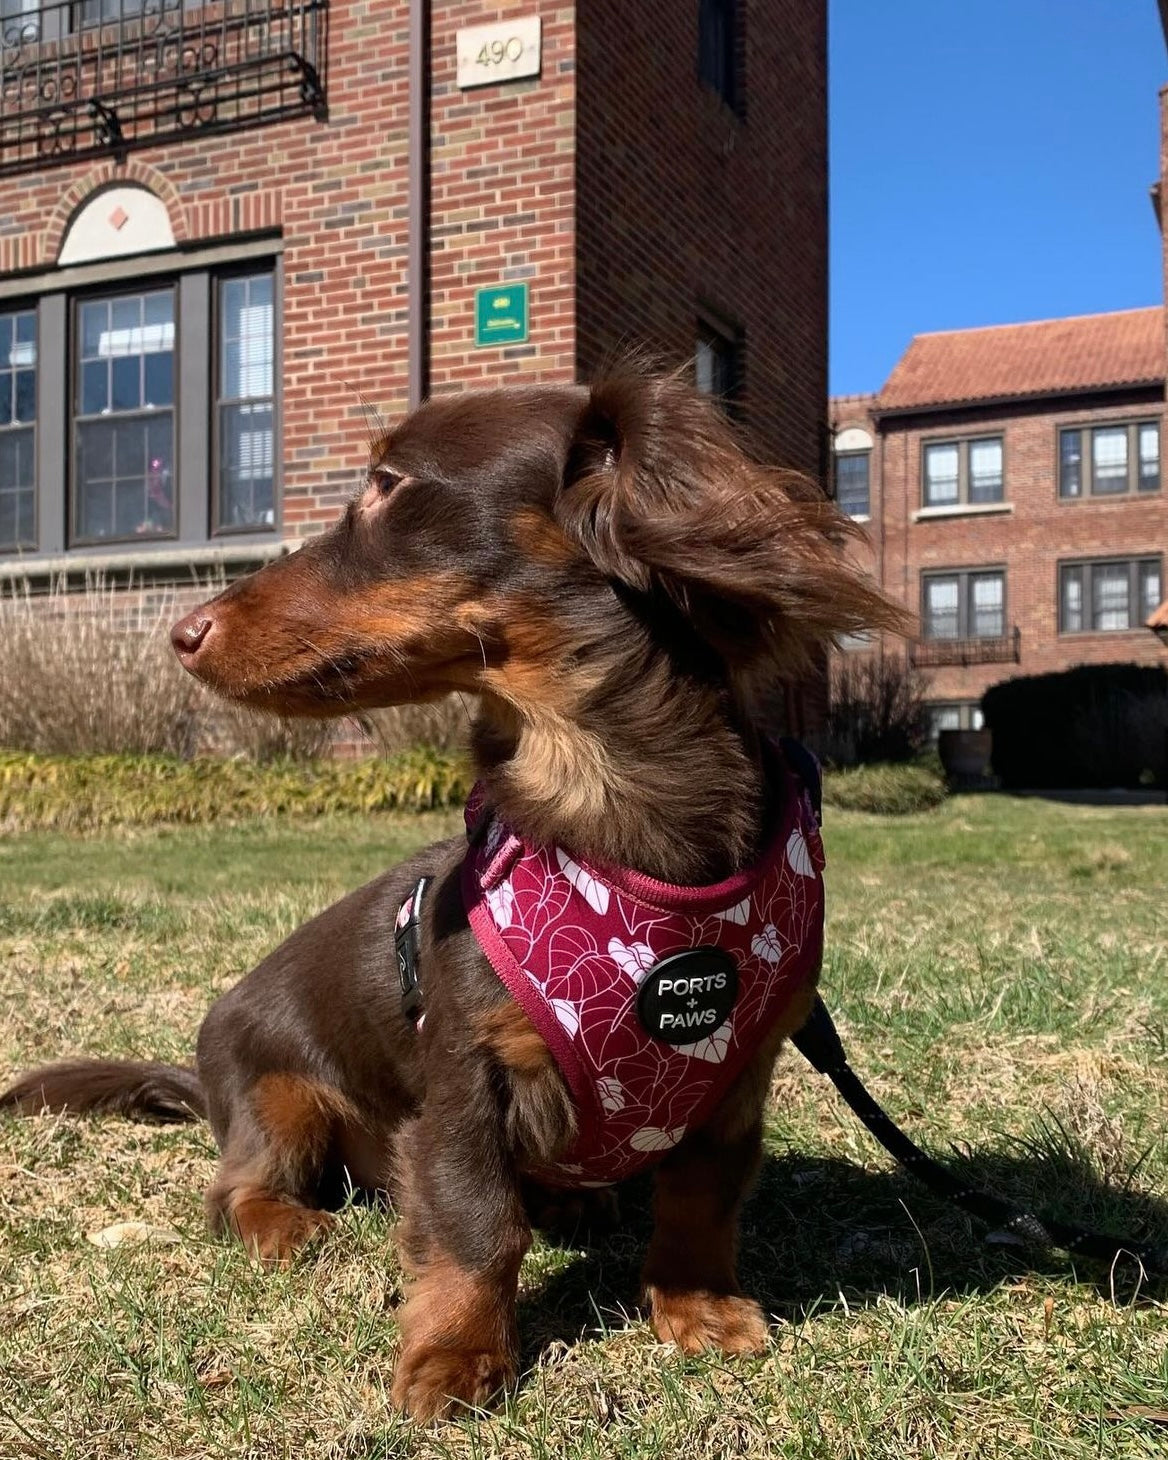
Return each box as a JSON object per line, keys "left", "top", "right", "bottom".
{"left": 80, "top": 360, "right": 107, "bottom": 416}
{"left": 699, "top": 0, "right": 734, "bottom": 103}
{"left": 111, "top": 354, "right": 140, "bottom": 411}
{"left": 695, "top": 327, "right": 738, "bottom": 404}
{"left": 110, "top": 294, "right": 140, "bottom": 337}
{"left": 835, "top": 452, "right": 870, "bottom": 517}
{"left": 930, "top": 706, "right": 962, "bottom": 739}
{"left": 0, "top": 308, "right": 36, "bottom": 553}
{"left": 924, "top": 577, "right": 960, "bottom": 638}
{"left": 217, "top": 272, "right": 276, "bottom": 531}
{"left": 1092, "top": 428, "right": 1128, "bottom": 494}
{"left": 75, "top": 415, "right": 174, "bottom": 542}
{"left": 1141, "top": 561, "right": 1162, "bottom": 621}
{"left": 1059, "top": 429, "right": 1082, "bottom": 498}
{"left": 0, "top": 425, "right": 35, "bottom": 551}
{"left": 970, "top": 573, "right": 1004, "bottom": 638}
{"left": 970, "top": 706, "right": 985, "bottom": 731}
{"left": 72, "top": 290, "right": 175, "bottom": 544}
{"left": 1092, "top": 563, "right": 1130, "bottom": 631}
{"left": 219, "top": 401, "right": 275, "bottom": 529}
{"left": 1061, "top": 566, "right": 1084, "bottom": 633}
{"left": 143, "top": 350, "right": 173, "bottom": 408}
{"left": 1139, "top": 424, "right": 1160, "bottom": 492}
{"left": 924, "top": 443, "right": 959, "bottom": 505}
{"left": 14, "top": 368, "right": 34, "bottom": 423}
{"left": 221, "top": 273, "right": 274, "bottom": 399}
{"left": 968, "top": 438, "right": 1003, "bottom": 503}
{"left": 80, "top": 300, "right": 107, "bottom": 358}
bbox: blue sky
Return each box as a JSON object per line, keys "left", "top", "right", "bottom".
{"left": 829, "top": 0, "right": 1166, "bottom": 395}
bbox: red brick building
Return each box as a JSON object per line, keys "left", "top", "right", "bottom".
{"left": 831, "top": 309, "right": 1168, "bottom": 736}
{"left": 0, "top": 0, "right": 827, "bottom": 664}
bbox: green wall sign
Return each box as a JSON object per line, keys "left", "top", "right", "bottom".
{"left": 474, "top": 282, "right": 529, "bottom": 348}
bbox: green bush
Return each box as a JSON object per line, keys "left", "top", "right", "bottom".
{"left": 982, "top": 664, "right": 1168, "bottom": 790}
{"left": 0, "top": 747, "right": 471, "bottom": 834}
{"left": 822, "top": 762, "right": 947, "bottom": 816}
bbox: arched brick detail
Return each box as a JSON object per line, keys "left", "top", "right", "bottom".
{"left": 45, "top": 160, "right": 188, "bottom": 264}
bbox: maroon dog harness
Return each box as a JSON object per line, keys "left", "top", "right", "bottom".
{"left": 455, "top": 746, "right": 826, "bottom": 1187}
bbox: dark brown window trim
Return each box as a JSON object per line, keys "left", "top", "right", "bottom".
{"left": 0, "top": 246, "right": 282, "bottom": 561}
{"left": 920, "top": 433, "right": 1006, "bottom": 508}
{"left": 68, "top": 280, "right": 181, "bottom": 550}
{"left": 211, "top": 260, "right": 282, "bottom": 539}
{"left": 834, "top": 449, "right": 871, "bottom": 518}
{"left": 0, "top": 303, "right": 38, "bottom": 554}
{"left": 920, "top": 565, "right": 1008, "bottom": 641}
{"left": 1056, "top": 418, "right": 1161, "bottom": 500}
{"left": 1057, "top": 554, "right": 1163, "bottom": 635}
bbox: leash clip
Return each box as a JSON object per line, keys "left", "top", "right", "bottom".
{"left": 394, "top": 876, "right": 430, "bottom": 1025}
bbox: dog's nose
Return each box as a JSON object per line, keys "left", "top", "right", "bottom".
{"left": 171, "top": 610, "right": 212, "bottom": 658}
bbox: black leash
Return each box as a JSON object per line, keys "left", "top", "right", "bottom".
{"left": 396, "top": 741, "right": 1164, "bottom": 1276}
{"left": 792, "top": 995, "right": 1166, "bottom": 1274}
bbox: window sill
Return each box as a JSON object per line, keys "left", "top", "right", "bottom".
{"left": 1057, "top": 628, "right": 1161, "bottom": 640}
{"left": 0, "top": 539, "right": 288, "bottom": 583}
{"left": 912, "top": 502, "right": 1013, "bottom": 523}
{"left": 1057, "top": 491, "right": 1162, "bottom": 503}
{"left": 843, "top": 512, "right": 871, "bottom": 524}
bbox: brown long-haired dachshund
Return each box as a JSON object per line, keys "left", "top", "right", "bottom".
{"left": 2, "top": 368, "right": 903, "bottom": 1420}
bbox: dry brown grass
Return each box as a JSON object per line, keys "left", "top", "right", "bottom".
{"left": 0, "top": 579, "right": 473, "bottom": 762}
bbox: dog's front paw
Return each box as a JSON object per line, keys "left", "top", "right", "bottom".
{"left": 391, "top": 1342, "right": 515, "bottom": 1421}
{"left": 231, "top": 1198, "right": 335, "bottom": 1266}
{"left": 646, "top": 1287, "right": 769, "bottom": 1356}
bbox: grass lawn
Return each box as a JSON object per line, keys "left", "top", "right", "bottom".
{"left": 1, "top": 796, "right": 1166, "bottom": 1459}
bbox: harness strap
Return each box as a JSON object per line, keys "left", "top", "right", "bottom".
{"left": 394, "top": 875, "right": 429, "bottom": 1026}
{"left": 792, "top": 996, "right": 1164, "bottom": 1273}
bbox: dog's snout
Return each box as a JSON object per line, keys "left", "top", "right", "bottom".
{"left": 171, "top": 610, "right": 213, "bottom": 659}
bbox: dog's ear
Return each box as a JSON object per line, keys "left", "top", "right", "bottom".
{"left": 556, "top": 368, "right": 909, "bottom": 674}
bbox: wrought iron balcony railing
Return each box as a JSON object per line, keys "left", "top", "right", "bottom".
{"left": 910, "top": 627, "right": 1021, "bottom": 669}
{"left": 1, "top": 0, "right": 327, "bottom": 178}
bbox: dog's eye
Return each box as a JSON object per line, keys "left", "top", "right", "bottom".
{"left": 371, "top": 466, "right": 404, "bottom": 497}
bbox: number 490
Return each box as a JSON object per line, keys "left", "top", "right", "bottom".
{"left": 477, "top": 36, "right": 524, "bottom": 65}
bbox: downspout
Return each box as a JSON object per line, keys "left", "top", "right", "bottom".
{"left": 407, "top": 0, "right": 430, "bottom": 410}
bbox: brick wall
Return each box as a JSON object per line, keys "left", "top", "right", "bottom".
{"left": 1, "top": 0, "right": 832, "bottom": 730}
{"left": 830, "top": 390, "right": 1168, "bottom": 710}
{"left": 428, "top": 1, "right": 577, "bottom": 393}
{"left": 575, "top": 0, "right": 828, "bottom": 476}
{"left": 0, "top": 0, "right": 417, "bottom": 543}
{"left": 1, "top": 0, "right": 828, "bottom": 534}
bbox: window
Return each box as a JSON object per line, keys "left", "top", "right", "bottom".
{"left": 699, "top": 0, "right": 738, "bottom": 109}
{"left": 0, "top": 309, "right": 36, "bottom": 552}
{"left": 80, "top": 0, "right": 148, "bottom": 21}
{"left": 1059, "top": 557, "right": 1162, "bottom": 634}
{"left": 923, "top": 436, "right": 1003, "bottom": 507}
{"left": 695, "top": 319, "right": 742, "bottom": 413}
{"left": 0, "top": 259, "right": 279, "bottom": 558}
{"left": 217, "top": 272, "right": 275, "bottom": 531}
{"left": 922, "top": 569, "right": 1006, "bottom": 640}
{"left": 73, "top": 288, "right": 176, "bottom": 544}
{"left": 928, "top": 702, "right": 984, "bottom": 740}
{"left": 1059, "top": 421, "right": 1160, "bottom": 498}
{"left": 1, "top": 0, "right": 152, "bottom": 43}
{"left": 835, "top": 451, "right": 870, "bottom": 517}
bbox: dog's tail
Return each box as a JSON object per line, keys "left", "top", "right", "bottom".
{"left": 0, "top": 1059, "right": 206, "bottom": 1123}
